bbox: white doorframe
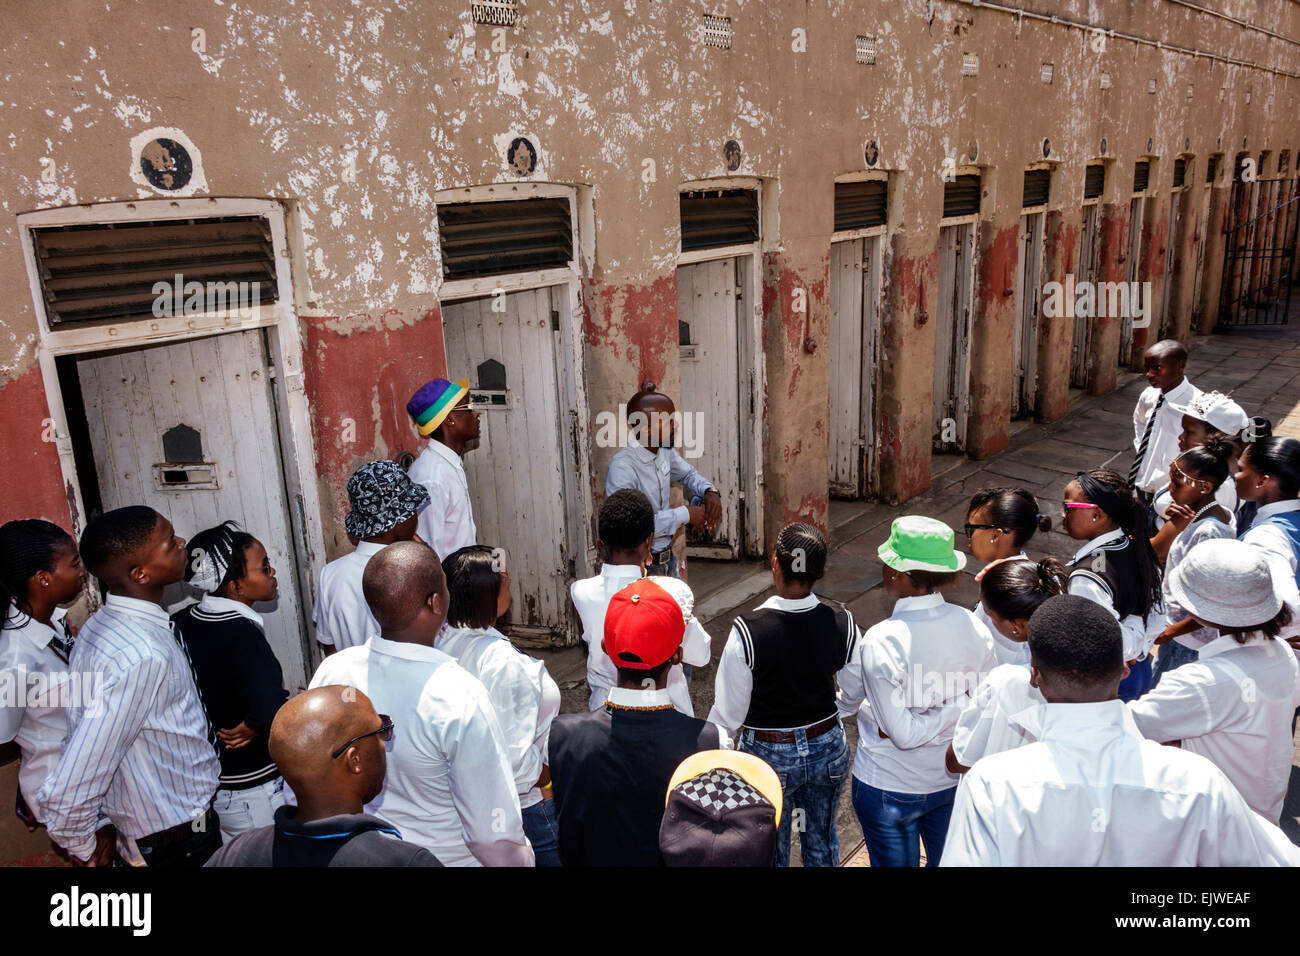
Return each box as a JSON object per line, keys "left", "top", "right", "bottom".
{"left": 18, "top": 197, "right": 326, "bottom": 673}
{"left": 677, "top": 177, "right": 765, "bottom": 557}
{"left": 433, "top": 182, "right": 597, "bottom": 582}
{"left": 828, "top": 227, "right": 884, "bottom": 497}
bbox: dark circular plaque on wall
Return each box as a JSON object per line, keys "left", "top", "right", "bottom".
{"left": 139, "top": 138, "right": 193, "bottom": 191}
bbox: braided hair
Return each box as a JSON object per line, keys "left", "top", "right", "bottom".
{"left": 774, "top": 522, "right": 827, "bottom": 585}
{"left": 0, "top": 520, "right": 76, "bottom": 628}
{"left": 184, "top": 521, "right": 256, "bottom": 595}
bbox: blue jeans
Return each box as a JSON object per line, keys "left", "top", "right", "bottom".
{"left": 522, "top": 798, "right": 562, "bottom": 868}
{"left": 1119, "top": 655, "right": 1153, "bottom": 702}
{"left": 738, "top": 724, "right": 849, "bottom": 867}
{"left": 1150, "top": 641, "right": 1199, "bottom": 690}
{"left": 852, "top": 778, "right": 955, "bottom": 867}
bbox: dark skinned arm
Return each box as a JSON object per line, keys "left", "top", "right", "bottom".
{"left": 945, "top": 742, "right": 971, "bottom": 775}
{"left": 0, "top": 740, "right": 20, "bottom": 767}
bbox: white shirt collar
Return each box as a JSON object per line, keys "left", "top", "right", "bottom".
{"left": 600, "top": 563, "right": 644, "bottom": 583}
{"left": 104, "top": 592, "right": 172, "bottom": 627}
{"left": 426, "top": 437, "right": 466, "bottom": 471}
{"left": 756, "top": 592, "right": 820, "bottom": 612}
{"left": 3, "top": 603, "right": 66, "bottom": 650}
{"left": 197, "top": 593, "right": 264, "bottom": 628}
{"left": 1161, "top": 377, "right": 1195, "bottom": 403}
{"left": 367, "top": 633, "right": 452, "bottom": 664}
{"left": 623, "top": 437, "right": 658, "bottom": 463}
{"left": 1197, "top": 632, "right": 1268, "bottom": 660}
{"left": 606, "top": 685, "right": 674, "bottom": 709}
{"left": 354, "top": 540, "right": 387, "bottom": 558}
{"left": 1037, "top": 698, "right": 1139, "bottom": 742}
{"left": 892, "top": 592, "right": 945, "bottom": 614}
{"left": 1071, "top": 527, "right": 1126, "bottom": 563}
{"left": 1256, "top": 499, "right": 1300, "bottom": 520}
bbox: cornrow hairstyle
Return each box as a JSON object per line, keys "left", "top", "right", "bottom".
{"left": 775, "top": 522, "right": 827, "bottom": 585}
{"left": 1076, "top": 468, "right": 1163, "bottom": 622}
{"left": 1244, "top": 436, "right": 1300, "bottom": 499}
{"left": 184, "top": 521, "right": 256, "bottom": 594}
{"left": 78, "top": 506, "right": 160, "bottom": 581}
{"left": 1176, "top": 434, "right": 1236, "bottom": 491}
{"left": 980, "top": 557, "right": 1069, "bottom": 622}
{"left": 967, "top": 487, "right": 1052, "bottom": 546}
{"left": 0, "top": 520, "right": 76, "bottom": 628}
{"left": 599, "top": 489, "right": 656, "bottom": 552}
{"left": 443, "top": 545, "right": 503, "bottom": 630}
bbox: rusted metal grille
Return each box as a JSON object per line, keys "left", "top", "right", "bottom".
{"left": 1133, "top": 160, "right": 1150, "bottom": 193}
{"left": 1218, "top": 176, "right": 1300, "bottom": 328}
{"left": 943, "top": 174, "right": 981, "bottom": 218}
{"left": 702, "top": 14, "right": 732, "bottom": 49}
{"left": 1022, "top": 169, "right": 1050, "bottom": 208}
{"left": 438, "top": 197, "right": 572, "bottom": 279}
{"left": 1084, "top": 164, "right": 1106, "bottom": 199}
{"left": 1173, "top": 158, "right": 1187, "bottom": 188}
{"left": 471, "top": 0, "right": 517, "bottom": 26}
{"left": 31, "top": 215, "right": 278, "bottom": 326}
{"left": 680, "top": 189, "right": 759, "bottom": 250}
{"left": 834, "top": 180, "right": 887, "bottom": 230}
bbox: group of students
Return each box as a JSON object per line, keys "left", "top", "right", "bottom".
{"left": 3, "top": 341, "right": 1300, "bottom": 867}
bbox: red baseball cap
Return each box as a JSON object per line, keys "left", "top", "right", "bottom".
{"left": 602, "top": 578, "right": 686, "bottom": 670}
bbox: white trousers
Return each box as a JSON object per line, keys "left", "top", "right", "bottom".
{"left": 214, "top": 777, "right": 287, "bottom": 843}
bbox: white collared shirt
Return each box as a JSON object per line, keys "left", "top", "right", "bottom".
{"left": 196, "top": 593, "right": 265, "bottom": 629}
{"left": 1067, "top": 530, "right": 1152, "bottom": 661}
{"left": 0, "top": 604, "right": 75, "bottom": 819}
{"left": 312, "top": 540, "right": 385, "bottom": 650}
{"left": 36, "top": 594, "right": 220, "bottom": 861}
{"left": 605, "top": 439, "right": 715, "bottom": 551}
{"left": 435, "top": 624, "right": 561, "bottom": 808}
{"left": 569, "top": 565, "right": 710, "bottom": 717}
{"left": 1240, "top": 499, "right": 1300, "bottom": 649}
{"left": 604, "top": 686, "right": 733, "bottom": 748}
{"left": 1129, "top": 633, "right": 1300, "bottom": 821}
{"left": 408, "top": 439, "right": 477, "bottom": 561}
{"left": 1132, "top": 377, "right": 1200, "bottom": 494}
{"left": 309, "top": 634, "right": 532, "bottom": 867}
{"left": 1160, "top": 515, "right": 1235, "bottom": 649}
{"left": 836, "top": 592, "right": 996, "bottom": 794}
{"left": 972, "top": 552, "right": 1031, "bottom": 668}
{"left": 941, "top": 699, "right": 1300, "bottom": 866}
{"left": 949, "top": 662, "right": 1043, "bottom": 768}
{"left": 707, "top": 592, "right": 857, "bottom": 734}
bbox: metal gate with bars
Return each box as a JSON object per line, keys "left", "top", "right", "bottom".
{"left": 1218, "top": 175, "right": 1300, "bottom": 328}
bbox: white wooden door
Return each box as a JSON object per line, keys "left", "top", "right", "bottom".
{"left": 1013, "top": 212, "right": 1044, "bottom": 418}
{"left": 677, "top": 258, "right": 742, "bottom": 558}
{"left": 1072, "top": 204, "right": 1102, "bottom": 387}
{"left": 76, "top": 330, "right": 311, "bottom": 691}
{"left": 1121, "top": 197, "right": 1145, "bottom": 366}
{"left": 933, "top": 223, "right": 974, "bottom": 451}
{"left": 440, "top": 287, "right": 573, "bottom": 642}
{"left": 828, "top": 236, "right": 880, "bottom": 497}
{"left": 1159, "top": 198, "right": 1179, "bottom": 338}
{"left": 1190, "top": 187, "right": 1213, "bottom": 327}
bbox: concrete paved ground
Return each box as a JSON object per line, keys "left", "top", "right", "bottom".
{"left": 5, "top": 322, "right": 1300, "bottom": 865}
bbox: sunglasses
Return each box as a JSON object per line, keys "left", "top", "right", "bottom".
{"left": 963, "top": 523, "right": 1002, "bottom": 537}
{"left": 1062, "top": 502, "right": 1099, "bottom": 510}
{"left": 331, "top": 714, "right": 395, "bottom": 759}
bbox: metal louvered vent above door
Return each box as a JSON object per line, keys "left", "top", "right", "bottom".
{"left": 942, "top": 174, "right": 981, "bottom": 218}
{"left": 1133, "top": 160, "right": 1151, "bottom": 193}
{"left": 834, "top": 180, "right": 887, "bottom": 231}
{"left": 1022, "top": 169, "right": 1051, "bottom": 208}
{"left": 1172, "top": 158, "right": 1187, "bottom": 188}
{"left": 438, "top": 197, "right": 573, "bottom": 279}
{"left": 680, "top": 189, "right": 759, "bottom": 251}
{"left": 31, "top": 215, "right": 278, "bottom": 327}
{"left": 1084, "top": 164, "right": 1106, "bottom": 200}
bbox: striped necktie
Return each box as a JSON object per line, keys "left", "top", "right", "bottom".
{"left": 1128, "top": 392, "right": 1164, "bottom": 488}
{"left": 170, "top": 619, "right": 219, "bottom": 753}
{"left": 48, "top": 619, "right": 74, "bottom": 665}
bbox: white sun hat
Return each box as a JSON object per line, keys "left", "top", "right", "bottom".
{"left": 1167, "top": 538, "right": 1282, "bottom": 629}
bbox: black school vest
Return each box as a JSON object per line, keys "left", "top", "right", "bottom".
{"left": 1068, "top": 533, "right": 1146, "bottom": 619}
{"left": 734, "top": 603, "right": 855, "bottom": 729}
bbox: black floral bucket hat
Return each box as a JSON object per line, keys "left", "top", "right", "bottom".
{"left": 344, "top": 460, "right": 431, "bottom": 540}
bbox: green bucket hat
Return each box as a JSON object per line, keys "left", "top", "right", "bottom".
{"left": 878, "top": 516, "right": 967, "bottom": 573}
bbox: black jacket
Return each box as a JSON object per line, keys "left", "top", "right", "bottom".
{"left": 204, "top": 807, "right": 441, "bottom": 867}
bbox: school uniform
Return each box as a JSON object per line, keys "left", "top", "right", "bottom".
{"left": 569, "top": 564, "right": 710, "bottom": 716}
{"left": 1066, "top": 529, "right": 1156, "bottom": 700}
{"left": 407, "top": 439, "right": 477, "bottom": 561}
{"left": 547, "top": 686, "right": 724, "bottom": 867}
{"left": 311, "top": 540, "right": 385, "bottom": 651}
{"left": 1239, "top": 499, "right": 1300, "bottom": 651}
{"left": 435, "top": 624, "right": 563, "bottom": 866}
{"left": 1150, "top": 513, "right": 1235, "bottom": 686}
{"left": 949, "top": 663, "right": 1043, "bottom": 768}
{"left": 1151, "top": 482, "right": 1237, "bottom": 533}
{"left": 972, "top": 551, "right": 1031, "bottom": 668}
{"left": 173, "top": 595, "right": 290, "bottom": 842}
{"left": 309, "top": 635, "right": 533, "bottom": 867}
{"left": 0, "top": 605, "right": 76, "bottom": 823}
{"left": 836, "top": 592, "right": 995, "bottom": 867}
{"left": 941, "top": 699, "right": 1300, "bottom": 866}
{"left": 605, "top": 438, "right": 716, "bottom": 575}
{"left": 1131, "top": 378, "right": 1200, "bottom": 498}
{"left": 707, "top": 593, "right": 857, "bottom": 866}
{"left": 1130, "top": 633, "right": 1300, "bottom": 822}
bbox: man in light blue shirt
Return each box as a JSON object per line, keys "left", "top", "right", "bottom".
{"left": 604, "top": 384, "right": 721, "bottom": 578}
